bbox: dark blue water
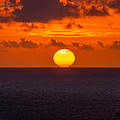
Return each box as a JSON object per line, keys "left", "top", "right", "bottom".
{"left": 0, "top": 68, "right": 120, "bottom": 120}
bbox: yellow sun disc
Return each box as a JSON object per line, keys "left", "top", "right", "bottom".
{"left": 53, "top": 49, "right": 75, "bottom": 68}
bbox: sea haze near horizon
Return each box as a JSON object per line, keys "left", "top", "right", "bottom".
{"left": 0, "top": 68, "right": 120, "bottom": 120}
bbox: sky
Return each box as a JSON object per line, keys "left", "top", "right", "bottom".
{"left": 0, "top": 0, "right": 120, "bottom": 67}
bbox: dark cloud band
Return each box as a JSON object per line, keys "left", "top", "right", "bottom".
{"left": 1, "top": 0, "right": 119, "bottom": 23}
{"left": 13, "top": 0, "right": 80, "bottom": 22}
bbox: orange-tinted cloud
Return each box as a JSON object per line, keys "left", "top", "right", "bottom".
{"left": 0, "top": 38, "right": 39, "bottom": 49}
{"left": 21, "top": 23, "right": 38, "bottom": 29}
{"left": 84, "top": 6, "right": 109, "bottom": 16}
{"left": 76, "top": 24, "right": 83, "bottom": 29}
{"left": 20, "top": 23, "right": 38, "bottom": 32}
{"left": 0, "top": 15, "right": 12, "bottom": 23}
{"left": 1, "top": 0, "right": 120, "bottom": 23}
{"left": 65, "top": 23, "right": 72, "bottom": 29}
{"left": 20, "top": 38, "right": 39, "bottom": 49}
{"left": 110, "top": 40, "right": 120, "bottom": 49}
{"left": 49, "top": 39, "right": 67, "bottom": 48}
{"left": 72, "top": 42, "right": 94, "bottom": 50}
{"left": 2, "top": 38, "right": 120, "bottom": 51}
{"left": 0, "top": 40, "right": 19, "bottom": 48}
{"left": 67, "top": 0, "right": 120, "bottom": 16}
{"left": 65, "top": 22, "right": 83, "bottom": 29}
{"left": 108, "top": 0, "right": 120, "bottom": 13}
{"left": 98, "top": 41, "right": 104, "bottom": 48}
{"left": 13, "top": 0, "right": 80, "bottom": 22}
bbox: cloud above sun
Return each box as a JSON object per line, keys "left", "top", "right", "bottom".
{"left": 0, "top": 0, "right": 120, "bottom": 23}
{"left": 13, "top": 0, "right": 80, "bottom": 22}
{"left": 1, "top": 38, "right": 120, "bottom": 52}
{"left": 0, "top": 38, "right": 39, "bottom": 49}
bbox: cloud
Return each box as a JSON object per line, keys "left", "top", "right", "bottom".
{"left": 72, "top": 42, "right": 81, "bottom": 49}
{"left": 108, "top": 0, "right": 120, "bottom": 13}
{"left": 13, "top": 0, "right": 80, "bottom": 22}
{"left": 72, "top": 42, "right": 94, "bottom": 50}
{"left": 0, "top": 16, "right": 12, "bottom": 23}
{"left": 0, "top": 1, "right": 21, "bottom": 23}
{"left": 76, "top": 24, "right": 83, "bottom": 29}
{"left": 50, "top": 39, "right": 67, "bottom": 48}
{"left": 21, "top": 23, "right": 38, "bottom": 29}
{"left": 67, "top": 0, "right": 111, "bottom": 16}
{"left": 65, "top": 22, "right": 83, "bottom": 29}
{"left": 0, "top": 38, "right": 39, "bottom": 49}
{"left": 110, "top": 40, "right": 120, "bottom": 49}
{"left": 65, "top": 23, "right": 72, "bottom": 29}
{"left": 98, "top": 41, "right": 104, "bottom": 48}
{"left": 20, "top": 38, "right": 39, "bottom": 49}
{"left": 49, "top": 39, "right": 93, "bottom": 50}
{"left": 84, "top": 6, "right": 109, "bottom": 16}
{"left": 20, "top": 23, "right": 38, "bottom": 32}
{"left": 1, "top": 0, "right": 119, "bottom": 23}
{"left": 0, "top": 40, "right": 19, "bottom": 48}
{"left": 80, "top": 44, "right": 94, "bottom": 50}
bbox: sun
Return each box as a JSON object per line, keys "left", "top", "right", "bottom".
{"left": 53, "top": 49, "right": 75, "bottom": 68}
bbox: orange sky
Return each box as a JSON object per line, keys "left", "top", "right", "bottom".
{"left": 0, "top": 0, "right": 120, "bottom": 67}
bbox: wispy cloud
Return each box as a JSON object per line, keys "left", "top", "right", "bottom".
{"left": 110, "top": 40, "right": 120, "bottom": 49}
{"left": 84, "top": 6, "right": 109, "bottom": 16}
{"left": 0, "top": 15, "right": 12, "bottom": 23}
{"left": 20, "top": 38, "right": 39, "bottom": 49}
{"left": 0, "top": 38, "right": 39, "bottom": 49}
{"left": 0, "top": 40, "right": 19, "bottom": 48}
{"left": 65, "top": 23, "right": 72, "bottom": 29}
{"left": 98, "top": 41, "right": 104, "bottom": 48}
{"left": 76, "top": 24, "right": 83, "bottom": 29}
{"left": 1, "top": 38, "right": 120, "bottom": 52}
{"left": 1, "top": 0, "right": 117, "bottom": 23}
{"left": 49, "top": 39, "right": 67, "bottom": 48}
{"left": 65, "top": 22, "right": 83, "bottom": 29}
{"left": 20, "top": 23, "right": 38, "bottom": 32}
{"left": 72, "top": 42, "right": 94, "bottom": 50}
{"left": 13, "top": 0, "right": 80, "bottom": 22}
{"left": 108, "top": 0, "right": 120, "bottom": 13}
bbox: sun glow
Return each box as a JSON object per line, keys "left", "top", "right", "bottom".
{"left": 53, "top": 49, "right": 75, "bottom": 68}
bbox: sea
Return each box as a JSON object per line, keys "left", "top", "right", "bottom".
{"left": 0, "top": 68, "right": 120, "bottom": 120}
